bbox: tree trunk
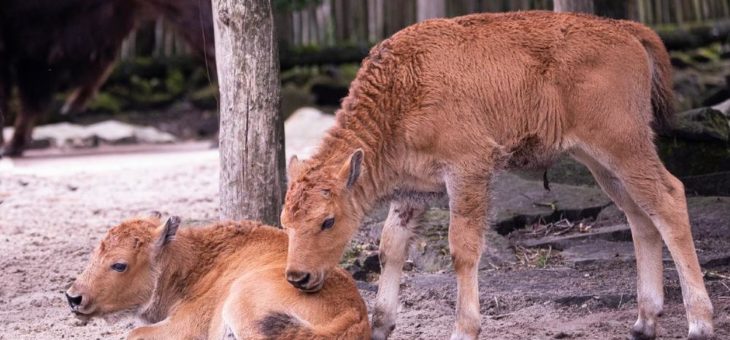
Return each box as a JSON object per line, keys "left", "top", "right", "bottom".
{"left": 417, "top": 0, "right": 446, "bottom": 22}
{"left": 554, "top": 0, "right": 595, "bottom": 13}
{"left": 213, "top": 0, "right": 286, "bottom": 225}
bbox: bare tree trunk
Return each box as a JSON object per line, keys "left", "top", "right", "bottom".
{"left": 554, "top": 0, "right": 594, "bottom": 13}
{"left": 213, "top": 0, "right": 285, "bottom": 225}
{"left": 417, "top": 0, "right": 445, "bottom": 22}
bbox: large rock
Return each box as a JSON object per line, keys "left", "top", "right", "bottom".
{"left": 712, "top": 98, "right": 730, "bottom": 116}
{"left": 284, "top": 107, "right": 336, "bottom": 160}
{"left": 2, "top": 120, "right": 176, "bottom": 150}
{"left": 670, "top": 107, "right": 729, "bottom": 143}
{"left": 86, "top": 120, "right": 176, "bottom": 144}
{"left": 490, "top": 173, "right": 612, "bottom": 235}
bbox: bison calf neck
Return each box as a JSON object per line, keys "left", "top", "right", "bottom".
{"left": 281, "top": 11, "right": 713, "bottom": 340}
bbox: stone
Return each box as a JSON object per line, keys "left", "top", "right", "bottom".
{"left": 560, "top": 240, "right": 640, "bottom": 268}
{"left": 3, "top": 120, "right": 176, "bottom": 150}
{"left": 682, "top": 172, "right": 730, "bottom": 196}
{"left": 520, "top": 224, "right": 632, "bottom": 250}
{"left": 284, "top": 107, "right": 336, "bottom": 160}
{"left": 361, "top": 251, "right": 381, "bottom": 274}
{"left": 491, "top": 173, "right": 612, "bottom": 235}
{"left": 670, "top": 107, "right": 729, "bottom": 143}
{"left": 713, "top": 98, "right": 730, "bottom": 116}
{"left": 85, "top": 120, "right": 176, "bottom": 144}
{"left": 27, "top": 122, "right": 95, "bottom": 149}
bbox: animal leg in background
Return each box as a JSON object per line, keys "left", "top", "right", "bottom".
{"left": 4, "top": 61, "right": 54, "bottom": 157}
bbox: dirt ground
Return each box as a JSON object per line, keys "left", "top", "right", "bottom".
{"left": 1, "top": 144, "right": 728, "bottom": 339}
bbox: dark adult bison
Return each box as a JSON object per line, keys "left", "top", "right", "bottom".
{"left": 0, "top": 0, "right": 214, "bottom": 157}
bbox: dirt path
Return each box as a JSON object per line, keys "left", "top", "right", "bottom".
{"left": 1, "top": 145, "right": 728, "bottom": 339}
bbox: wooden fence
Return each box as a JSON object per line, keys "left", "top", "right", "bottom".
{"left": 121, "top": 0, "right": 730, "bottom": 60}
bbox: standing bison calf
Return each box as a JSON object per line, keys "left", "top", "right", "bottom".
{"left": 281, "top": 11, "right": 713, "bottom": 340}
{"left": 66, "top": 214, "right": 369, "bottom": 339}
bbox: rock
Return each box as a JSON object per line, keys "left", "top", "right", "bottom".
{"left": 345, "top": 251, "right": 381, "bottom": 282}
{"left": 361, "top": 251, "right": 381, "bottom": 274}
{"left": 554, "top": 293, "right": 635, "bottom": 309}
{"left": 712, "top": 98, "right": 730, "bottom": 116}
{"left": 682, "top": 172, "right": 730, "bottom": 196}
{"left": 347, "top": 263, "right": 368, "bottom": 282}
{"left": 670, "top": 107, "right": 729, "bottom": 143}
{"left": 657, "top": 136, "right": 730, "bottom": 177}
{"left": 132, "top": 126, "right": 177, "bottom": 144}
{"left": 28, "top": 123, "right": 96, "bottom": 149}
{"left": 560, "top": 240, "right": 643, "bottom": 268}
{"left": 520, "top": 224, "right": 632, "bottom": 250}
{"left": 284, "top": 107, "right": 336, "bottom": 160}
{"left": 702, "top": 254, "right": 730, "bottom": 269}
{"left": 491, "top": 173, "right": 612, "bottom": 235}
{"left": 85, "top": 120, "right": 176, "bottom": 144}
{"left": 593, "top": 203, "right": 625, "bottom": 227}
{"left": 4, "top": 120, "right": 177, "bottom": 150}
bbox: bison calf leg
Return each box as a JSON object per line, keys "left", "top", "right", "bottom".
{"left": 575, "top": 128, "right": 713, "bottom": 339}
{"left": 572, "top": 149, "right": 664, "bottom": 339}
{"left": 372, "top": 200, "right": 425, "bottom": 340}
{"left": 445, "top": 172, "right": 490, "bottom": 340}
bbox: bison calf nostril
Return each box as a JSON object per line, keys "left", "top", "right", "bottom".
{"left": 286, "top": 271, "right": 311, "bottom": 288}
{"left": 66, "top": 293, "right": 82, "bottom": 307}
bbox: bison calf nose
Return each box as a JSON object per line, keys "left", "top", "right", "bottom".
{"left": 66, "top": 292, "right": 83, "bottom": 308}
{"left": 286, "top": 271, "right": 311, "bottom": 289}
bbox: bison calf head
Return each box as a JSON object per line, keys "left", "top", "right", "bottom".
{"left": 281, "top": 149, "right": 365, "bottom": 293}
{"left": 65, "top": 213, "right": 180, "bottom": 318}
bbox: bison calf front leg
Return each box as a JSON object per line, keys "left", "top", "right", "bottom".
{"left": 372, "top": 200, "right": 426, "bottom": 339}
{"left": 446, "top": 173, "right": 490, "bottom": 340}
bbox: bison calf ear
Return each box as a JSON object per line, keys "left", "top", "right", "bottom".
{"left": 156, "top": 216, "right": 181, "bottom": 248}
{"left": 339, "top": 149, "right": 364, "bottom": 189}
{"left": 287, "top": 155, "right": 303, "bottom": 182}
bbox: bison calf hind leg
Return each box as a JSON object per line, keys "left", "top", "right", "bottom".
{"left": 574, "top": 129, "right": 713, "bottom": 339}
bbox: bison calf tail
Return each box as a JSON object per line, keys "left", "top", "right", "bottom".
{"left": 626, "top": 22, "right": 675, "bottom": 132}
{"left": 258, "top": 310, "right": 369, "bottom": 340}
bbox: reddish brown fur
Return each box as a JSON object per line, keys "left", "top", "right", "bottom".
{"left": 67, "top": 215, "right": 369, "bottom": 339}
{"left": 282, "top": 11, "right": 713, "bottom": 340}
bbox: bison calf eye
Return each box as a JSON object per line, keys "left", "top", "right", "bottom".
{"left": 111, "top": 263, "right": 128, "bottom": 272}
{"left": 321, "top": 217, "right": 335, "bottom": 230}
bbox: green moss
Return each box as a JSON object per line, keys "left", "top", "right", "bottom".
{"left": 87, "top": 92, "right": 123, "bottom": 113}
{"left": 657, "top": 137, "right": 730, "bottom": 176}
{"left": 190, "top": 84, "right": 219, "bottom": 110}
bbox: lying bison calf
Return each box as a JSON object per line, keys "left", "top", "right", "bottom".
{"left": 66, "top": 213, "right": 369, "bottom": 339}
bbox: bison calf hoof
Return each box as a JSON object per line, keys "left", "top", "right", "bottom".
{"left": 688, "top": 325, "right": 714, "bottom": 340}
{"left": 371, "top": 323, "right": 395, "bottom": 340}
{"left": 629, "top": 329, "right": 655, "bottom": 340}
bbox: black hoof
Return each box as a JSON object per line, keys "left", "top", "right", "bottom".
{"left": 629, "top": 329, "right": 655, "bottom": 340}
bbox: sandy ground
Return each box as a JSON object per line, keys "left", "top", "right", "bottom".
{"left": 1, "top": 144, "right": 729, "bottom": 339}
